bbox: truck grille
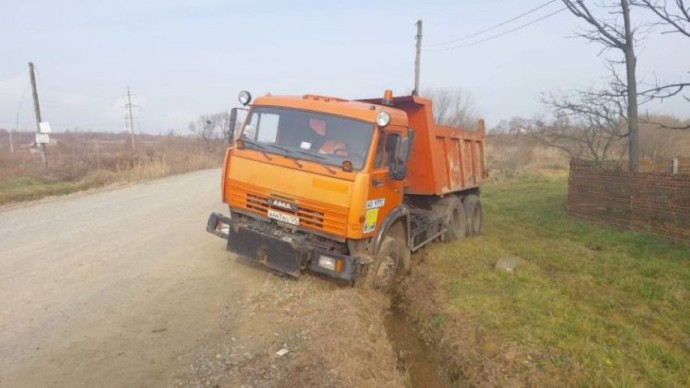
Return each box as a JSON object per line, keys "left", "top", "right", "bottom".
{"left": 228, "top": 181, "right": 348, "bottom": 236}
{"left": 247, "top": 193, "right": 325, "bottom": 229}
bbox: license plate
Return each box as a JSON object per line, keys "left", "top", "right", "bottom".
{"left": 267, "top": 209, "right": 300, "bottom": 226}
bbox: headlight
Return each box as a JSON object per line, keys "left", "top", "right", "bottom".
{"left": 238, "top": 90, "right": 252, "bottom": 106}
{"left": 376, "top": 111, "right": 391, "bottom": 127}
{"left": 318, "top": 255, "right": 337, "bottom": 271}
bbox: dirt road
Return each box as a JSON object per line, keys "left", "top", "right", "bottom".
{"left": 0, "top": 169, "right": 404, "bottom": 387}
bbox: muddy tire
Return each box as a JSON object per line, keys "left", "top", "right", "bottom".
{"left": 432, "top": 196, "right": 466, "bottom": 243}
{"left": 357, "top": 237, "right": 401, "bottom": 293}
{"left": 463, "top": 194, "right": 482, "bottom": 237}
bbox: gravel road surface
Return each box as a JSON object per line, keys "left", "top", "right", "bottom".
{"left": 0, "top": 169, "right": 404, "bottom": 388}
{"left": 0, "top": 170, "right": 271, "bottom": 386}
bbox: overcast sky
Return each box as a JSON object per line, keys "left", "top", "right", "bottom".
{"left": 1, "top": 0, "right": 688, "bottom": 134}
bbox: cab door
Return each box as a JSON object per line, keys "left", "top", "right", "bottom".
{"left": 364, "top": 126, "right": 410, "bottom": 236}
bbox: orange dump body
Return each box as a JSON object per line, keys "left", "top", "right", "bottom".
{"left": 358, "top": 95, "right": 487, "bottom": 195}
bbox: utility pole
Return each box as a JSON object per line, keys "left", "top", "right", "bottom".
{"left": 126, "top": 86, "right": 137, "bottom": 152}
{"left": 414, "top": 19, "right": 423, "bottom": 95}
{"left": 29, "top": 62, "right": 47, "bottom": 167}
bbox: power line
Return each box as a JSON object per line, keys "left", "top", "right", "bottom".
{"left": 426, "top": 7, "right": 567, "bottom": 52}
{"left": 425, "top": 0, "right": 559, "bottom": 48}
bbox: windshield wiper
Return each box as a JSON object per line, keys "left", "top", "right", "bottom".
{"left": 292, "top": 148, "right": 342, "bottom": 174}
{"left": 266, "top": 144, "right": 337, "bottom": 175}
{"left": 292, "top": 149, "right": 337, "bottom": 174}
{"left": 241, "top": 138, "right": 272, "bottom": 161}
{"left": 265, "top": 144, "right": 304, "bottom": 167}
{"left": 293, "top": 149, "right": 324, "bottom": 160}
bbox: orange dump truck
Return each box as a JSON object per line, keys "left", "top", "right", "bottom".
{"left": 207, "top": 90, "right": 487, "bottom": 290}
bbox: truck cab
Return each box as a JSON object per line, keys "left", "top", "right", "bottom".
{"left": 207, "top": 90, "right": 486, "bottom": 291}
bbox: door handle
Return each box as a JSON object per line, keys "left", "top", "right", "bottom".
{"left": 372, "top": 179, "right": 384, "bottom": 188}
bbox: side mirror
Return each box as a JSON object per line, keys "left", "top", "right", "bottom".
{"left": 228, "top": 108, "right": 238, "bottom": 144}
{"left": 228, "top": 107, "right": 248, "bottom": 144}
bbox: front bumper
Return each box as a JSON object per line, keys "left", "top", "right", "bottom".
{"left": 206, "top": 212, "right": 359, "bottom": 281}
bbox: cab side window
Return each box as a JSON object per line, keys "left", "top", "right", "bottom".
{"left": 385, "top": 133, "right": 401, "bottom": 168}
{"left": 374, "top": 132, "right": 386, "bottom": 169}
{"left": 373, "top": 131, "right": 401, "bottom": 170}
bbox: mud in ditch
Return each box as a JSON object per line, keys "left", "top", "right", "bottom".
{"left": 385, "top": 307, "right": 453, "bottom": 388}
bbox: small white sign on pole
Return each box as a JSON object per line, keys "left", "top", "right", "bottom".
{"left": 39, "top": 122, "right": 52, "bottom": 133}
{"left": 36, "top": 133, "right": 50, "bottom": 144}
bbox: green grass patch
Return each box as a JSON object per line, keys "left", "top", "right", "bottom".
{"left": 0, "top": 171, "right": 117, "bottom": 205}
{"left": 427, "top": 176, "right": 690, "bottom": 385}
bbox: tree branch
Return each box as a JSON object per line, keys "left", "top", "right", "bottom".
{"left": 562, "top": 0, "right": 629, "bottom": 48}
{"left": 633, "top": 0, "right": 690, "bottom": 37}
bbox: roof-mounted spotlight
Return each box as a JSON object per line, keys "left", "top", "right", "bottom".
{"left": 376, "top": 111, "right": 391, "bottom": 127}
{"left": 238, "top": 90, "right": 252, "bottom": 106}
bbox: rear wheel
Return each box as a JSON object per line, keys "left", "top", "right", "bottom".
{"left": 357, "top": 237, "right": 401, "bottom": 293}
{"left": 432, "top": 196, "right": 466, "bottom": 243}
{"left": 463, "top": 194, "right": 482, "bottom": 236}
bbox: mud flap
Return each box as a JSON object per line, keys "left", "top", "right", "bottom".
{"left": 227, "top": 226, "right": 303, "bottom": 277}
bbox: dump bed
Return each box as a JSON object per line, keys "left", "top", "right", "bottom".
{"left": 359, "top": 95, "right": 487, "bottom": 196}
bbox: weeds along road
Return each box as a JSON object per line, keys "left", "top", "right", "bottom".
{"left": 0, "top": 169, "right": 403, "bottom": 387}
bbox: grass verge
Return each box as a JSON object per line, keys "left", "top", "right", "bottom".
{"left": 399, "top": 175, "right": 690, "bottom": 386}
{"left": 0, "top": 154, "right": 220, "bottom": 206}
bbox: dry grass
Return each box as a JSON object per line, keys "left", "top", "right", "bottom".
{"left": 197, "top": 275, "right": 407, "bottom": 388}
{"left": 0, "top": 132, "right": 225, "bottom": 205}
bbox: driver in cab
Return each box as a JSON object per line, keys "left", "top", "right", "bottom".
{"left": 306, "top": 119, "right": 348, "bottom": 157}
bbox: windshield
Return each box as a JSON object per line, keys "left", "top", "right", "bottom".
{"left": 240, "top": 107, "right": 374, "bottom": 170}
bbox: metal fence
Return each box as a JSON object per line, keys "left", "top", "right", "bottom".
{"left": 568, "top": 159, "right": 690, "bottom": 244}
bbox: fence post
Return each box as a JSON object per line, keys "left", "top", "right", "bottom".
{"left": 672, "top": 158, "right": 679, "bottom": 175}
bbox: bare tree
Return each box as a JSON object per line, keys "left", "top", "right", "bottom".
{"left": 641, "top": 110, "right": 690, "bottom": 130}
{"left": 632, "top": 0, "right": 690, "bottom": 126}
{"left": 562, "top": 0, "right": 640, "bottom": 170}
{"left": 492, "top": 117, "right": 535, "bottom": 136}
{"left": 531, "top": 90, "right": 628, "bottom": 162}
{"left": 422, "top": 88, "right": 479, "bottom": 129}
{"left": 634, "top": 0, "right": 689, "bottom": 37}
{"left": 188, "top": 111, "right": 231, "bottom": 152}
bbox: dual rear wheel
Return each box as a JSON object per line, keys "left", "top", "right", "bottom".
{"left": 432, "top": 194, "right": 482, "bottom": 242}
{"left": 463, "top": 194, "right": 482, "bottom": 237}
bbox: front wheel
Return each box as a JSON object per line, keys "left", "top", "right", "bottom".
{"left": 357, "top": 237, "right": 401, "bottom": 293}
